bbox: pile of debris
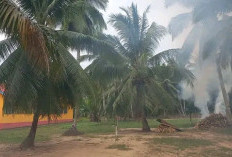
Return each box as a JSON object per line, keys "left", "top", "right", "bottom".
{"left": 156, "top": 119, "right": 182, "bottom": 133}
{"left": 195, "top": 114, "right": 230, "bottom": 130}
{"left": 62, "top": 125, "right": 83, "bottom": 136}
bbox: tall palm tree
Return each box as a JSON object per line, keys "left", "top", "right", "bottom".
{"left": 0, "top": 0, "right": 113, "bottom": 148}
{"left": 166, "top": 0, "right": 232, "bottom": 120}
{"left": 60, "top": 0, "right": 108, "bottom": 129}
{"left": 84, "top": 4, "right": 194, "bottom": 131}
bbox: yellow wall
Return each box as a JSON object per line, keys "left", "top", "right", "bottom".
{"left": 0, "top": 94, "right": 73, "bottom": 124}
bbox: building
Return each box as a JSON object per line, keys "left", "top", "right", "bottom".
{"left": 0, "top": 93, "right": 73, "bottom": 130}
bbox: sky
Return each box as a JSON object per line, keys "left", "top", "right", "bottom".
{"left": 103, "top": 0, "right": 190, "bottom": 52}
{"left": 0, "top": 0, "right": 191, "bottom": 67}
{"left": 80, "top": 0, "right": 191, "bottom": 67}
{"left": 0, "top": 34, "right": 4, "bottom": 41}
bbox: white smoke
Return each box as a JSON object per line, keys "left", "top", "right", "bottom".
{"left": 215, "top": 94, "right": 225, "bottom": 115}
{"left": 181, "top": 54, "right": 232, "bottom": 118}
{"left": 179, "top": 36, "right": 232, "bottom": 118}
{"left": 215, "top": 67, "right": 232, "bottom": 115}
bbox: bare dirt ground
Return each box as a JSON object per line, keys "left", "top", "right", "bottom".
{"left": 0, "top": 128, "right": 232, "bottom": 157}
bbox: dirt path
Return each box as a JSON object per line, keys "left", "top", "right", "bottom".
{"left": 0, "top": 129, "right": 232, "bottom": 157}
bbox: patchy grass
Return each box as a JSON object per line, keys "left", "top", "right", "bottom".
{"left": 212, "top": 127, "right": 232, "bottom": 136}
{"left": 162, "top": 118, "right": 199, "bottom": 128}
{"left": 204, "top": 147, "right": 232, "bottom": 157}
{"left": 106, "top": 144, "right": 131, "bottom": 150}
{"left": 0, "top": 118, "right": 199, "bottom": 144}
{"left": 0, "top": 122, "right": 114, "bottom": 144}
{"left": 153, "top": 137, "right": 212, "bottom": 150}
{"left": 0, "top": 125, "right": 55, "bottom": 143}
{"left": 187, "top": 147, "right": 232, "bottom": 157}
{"left": 119, "top": 118, "right": 198, "bottom": 129}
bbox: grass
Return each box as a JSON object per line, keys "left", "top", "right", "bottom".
{"left": 152, "top": 137, "right": 212, "bottom": 150}
{"left": 201, "top": 147, "right": 232, "bottom": 157}
{"left": 0, "top": 118, "right": 199, "bottom": 144}
{"left": 119, "top": 118, "right": 199, "bottom": 129}
{"left": 187, "top": 147, "right": 232, "bottom": 157}
{"left": 106, "top": 144, "right": 131, "bottom": 150}
{"left": 212, "top": 127, "right": 232, "bottom": 136}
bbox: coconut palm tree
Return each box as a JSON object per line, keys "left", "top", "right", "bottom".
{"left": 60, "top": 0, "right": 108, "bottom": 129}
{"left": 0, "top": 45, "right": 91, "bottom": 149}
{"left": 83, "top": 4, "right": 194, "bottom": 131}
{"left": 0, "top": 0, "right": 113, "bottom": 148}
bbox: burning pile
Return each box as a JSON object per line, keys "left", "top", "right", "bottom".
{"left": 195, "top": 114, "right": 230, "bottom": 129}
{"left": 156, "top": 119, "right": 182, "bottom": 133}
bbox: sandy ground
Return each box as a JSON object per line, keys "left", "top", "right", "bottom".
{"left": 0, "top": 128, "right": 232, "bottom": 157}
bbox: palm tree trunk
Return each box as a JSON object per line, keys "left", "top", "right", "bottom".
{"left": 73, "top": 105, "right": 79, "bottom": 127}
{"left": 20, "top": 110, "right": 39, "bottom": 149}
{"left": 131, "top": 103, "right": 134, "bottom": 118}
{"left": 90, "top": 112, "right": 100, "bottom": 122}
{"left": 63, "top": 102, "right": 81, "bottom": 136}
{"left": 216, "top": 61, "right": 232, "bottom": 121}
{"left": 136, "top": 83, "right": 150, "bottom": 131}
{"left": 142, "top": 109, "right": 150, "bottom": 132}
{"left": 102, "top": 93, "right": 107, "bottom": 115}
{"left": 180, "top": 100, "right": 186, "bottom": 117}
{"left": 63, "top": 49, "right": 81, "bottom": 136}
{"left": 189, "top": 113, "right": 192, "bottom": 125}
{"left": 73, "top": 49, "right": 81, "bottom": 128}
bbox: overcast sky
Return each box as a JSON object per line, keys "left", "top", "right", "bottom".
{"left": 0, "top": 0, "right": 190, "bottom": 67}
{"left": 104, "top": 0, "right": 190, "bottom": 52}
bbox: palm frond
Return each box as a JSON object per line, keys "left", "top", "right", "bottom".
{"left": 61, "top": 1, "right": 107, "bottom": 33}
{"left": 0, "top": 0, "right": 49, "bottom": 70}
{"left": 105, "top": 35, "right": 128, "bottom": 57}
{"left": 168, "top": 13, "right": 192, "bottom": 39}
{"left": 56, "top": 30, "right": 123, "bottom": 63}
{"left": 3, "top": 51, "right": 42, "bottom": 113}
{"left": 143, "top": 22, "right": 166, "bottom": 53}
{"left": 140, "top": 6, "right": 150, "bottom": 41}
{"left": 112, "top": 76, "right": 132, "bottom": 109}
{"left": 193, "top": 0, "right": 232, "bottom": 23}
{"left": 145, "top": 79, "right": 177, "bottom": 107}
{"left": 58, "top": 44, "right": 95, "bottom": 99}
{"left": 87, "top": 0, "right": 108, "bottom": 10}
{"left": 149, "top": 49, "right": 180, "bottom": 66}
{"left": 85, "top": 56, "right": 129, "bottom": 85}
{"left": 0, "top": 38, "right": 18, "bottom": 59}
{"left": 109, "top": 13, "right": 132, "bottom": 45}
{"left": 0, "top": 48, "right": 21, "bottom": 83}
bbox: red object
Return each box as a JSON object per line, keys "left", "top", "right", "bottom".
{"left": 0, "top": 84, "right": 5, "bottom": 93}
{"left": 0, "top": 119, "right": 73, "bottom": 130}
